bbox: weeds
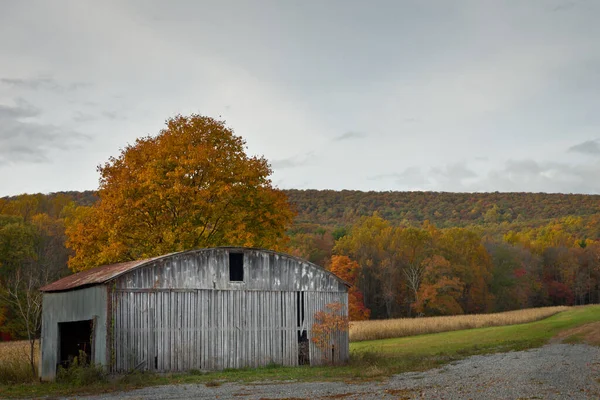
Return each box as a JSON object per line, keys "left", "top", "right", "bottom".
{"left": 0, "top": 357, "right": 36, "bottom": 385}
{"left": 56, "top": 352, "right": 107, "bottom": 386}
{"left": 116, "top": 370, "right": 154, "bottom": 386}
{"left": 0, "top": 340, "right": 38, "bottom": 384}
{"left": 265, "top": 361, "right": 282, "bottom": 369}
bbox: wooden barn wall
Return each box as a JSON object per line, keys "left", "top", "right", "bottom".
{"left": 304, "top": 291, "right": 350, "bottom": 365}
{"left": 40, "top": 286, "right": 108, "bottom": 381}
{"left": 114, "top": 249, "right": 347, "bottom": 293}
{"left": 110, "top": 289, "right": 348, "bottom": 371}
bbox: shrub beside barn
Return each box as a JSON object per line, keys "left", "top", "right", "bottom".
{"left": 39, "top": 247, "right": 349, "bottom": 380}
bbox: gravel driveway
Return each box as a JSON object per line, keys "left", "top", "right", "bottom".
{"left": 63, "top": 343, "right": 600, "bottom": 399}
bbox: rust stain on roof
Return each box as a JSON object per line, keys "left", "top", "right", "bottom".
{"left": 40, "top": 247, "right": 350, "bottom": 293}
{"left": 40, "top": 257, "right": 159, "bottom": 292}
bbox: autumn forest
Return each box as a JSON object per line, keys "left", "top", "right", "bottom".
{"left": 2, "top": 188, "right": 600, "bottom": 331}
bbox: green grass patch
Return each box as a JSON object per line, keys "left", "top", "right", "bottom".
{"left": 562, "top": 334, "right": 585, "bottom": 344}
{"left": 353, "top": 304, "right": 600, "bottom": 355}
{"left": 2, "top": 305, "right": 599, "bottom": 398}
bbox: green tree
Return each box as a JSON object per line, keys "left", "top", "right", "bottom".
{"left": 0, "top": 214, "right": 68, "bottom": 376}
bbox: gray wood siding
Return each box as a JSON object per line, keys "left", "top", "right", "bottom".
{"left": 40, "top": 286, "right": 108, "bottom": 381}
{"left": 114, "top": 249, "right": 347, "bottom": 293}
{"left": 110, "top": 289, "right": 348, "bottom": 371}
{"left": 304, "top": 291, "right": 350, "bottom": 365}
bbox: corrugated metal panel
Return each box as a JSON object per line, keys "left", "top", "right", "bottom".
{"left": 41, "top": 247, "right": 350, "bottom": 293}
{"left": 40, "top": 286, "right": 108, "bottom": 381}
{"left": 39, "top": 257, "right": 165, "bottom": 292}
{"left": 115, "top": 248, "right": 349, "bottom": 293}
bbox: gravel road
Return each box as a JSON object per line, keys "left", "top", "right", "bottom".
{"left": 62, "top": 343, "right": 600, "bottom": 400}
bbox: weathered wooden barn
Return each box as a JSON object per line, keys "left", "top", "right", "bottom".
{"left": 39, "top": 247, "right": 349, "bottom": 380}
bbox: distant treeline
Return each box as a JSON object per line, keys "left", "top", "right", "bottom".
{"left": 285, "top": 189, "right": 600, "bottom": 228}
{"left": 9, "top": 189, "right": 600, "bottom": 229}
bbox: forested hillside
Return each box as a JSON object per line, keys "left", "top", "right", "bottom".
{"left": 1, "top": 189, "right": 600, "bottom": 333}
{"left": 13, "top": 189, "right": 600, "bottom": 230}
{"left": 286, "top": 189, "right": 600, "bottom": 228}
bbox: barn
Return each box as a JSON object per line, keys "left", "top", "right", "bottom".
{"left": 39, "top": 247, "right": 349, "bottom": 381}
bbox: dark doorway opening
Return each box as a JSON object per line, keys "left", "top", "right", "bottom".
{"left": 297, "top": 291, "right": 310, "bottom": 365}
{"left": 58, "top": 319, "right": 93, "bottom": 369}
{"left": 229, "top": 252, "right": 244, "bottom": 281}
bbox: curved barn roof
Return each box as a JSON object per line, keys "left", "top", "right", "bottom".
{"left": 40, "top": 247, "right": 350, "bottom": 292}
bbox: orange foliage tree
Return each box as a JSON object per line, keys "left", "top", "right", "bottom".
{"left": 329, "top": 255, "right": 370, "bottom": 320}
{"left": 334, "top": 214, "right": 406, "bottom": 318}
{"left": 66, "top": 114, "right": 295, "bottom": 271}
{"left": 310, "top": 302, "right": 349, "bottom": 363}
{"left": 415, "top": 255, "right": 465, "bottom": 315}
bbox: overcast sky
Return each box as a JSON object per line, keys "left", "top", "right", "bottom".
{"left": 1, "top": 0, "right": 599, "bottom": 196}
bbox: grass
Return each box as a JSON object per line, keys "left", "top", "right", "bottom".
{"left": 1, "top": 305, "right": 599, "bottom": 398}
{"left": 553, "top": 320, "right": 600, "bottom": 346}
{"left": 350, "top": 306, "right": 569, "bottom": 341}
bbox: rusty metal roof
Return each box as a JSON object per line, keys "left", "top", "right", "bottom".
{"left": 40, "top": 247, "right": 350, "bottom": 293}
{"left": 39, "top": 257, "right": 162, "bottom": 292}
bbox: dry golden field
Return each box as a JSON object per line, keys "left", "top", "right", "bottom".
{"left": 0, "top": 340, "right": 39, "bottom": 384}
{"left": 349, "top": 306, "right": 570, "bottom": 342}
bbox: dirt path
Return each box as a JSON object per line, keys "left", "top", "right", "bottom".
{"left": 62, "top": 343, "right": 600, "bottom": 400}
{"left": 552, "top": 321, "right": 600, "bottom": 346}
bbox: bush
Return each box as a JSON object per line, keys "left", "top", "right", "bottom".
{"left": 56, "top": 351, "right": 107, "bottom": 386}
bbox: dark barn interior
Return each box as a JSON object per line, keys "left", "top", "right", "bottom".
{"left": 58, "top": 319, "right": 93, "bottom": 368}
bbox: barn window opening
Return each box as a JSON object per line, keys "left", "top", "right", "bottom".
{"left": 57, "top": 319, "right": 93, "bottom": 370}
{"left": 229, "top": 252, "right": 244, "bottom": 281}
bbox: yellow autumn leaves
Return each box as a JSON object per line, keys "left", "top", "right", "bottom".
{"left": 66, "top": 115, "right": 295, "bottom": 271}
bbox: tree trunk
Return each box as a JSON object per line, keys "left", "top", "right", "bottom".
{"left": 29, "top": 335, "right": 36, "bottom": 377}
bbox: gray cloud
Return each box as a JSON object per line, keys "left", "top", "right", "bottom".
{"left": 483, "top": 158, "right": 600, "bottom": 193}
{"left": 270, "top": 152, "right": 315, "bottom": 170}
{"left": 333, "top": 131, "right": 366, "bottom": 141}
{"left": 426, "top": 162, "right": 479, "bottom": 191}
{"left": 72, "top": 110, "right": 127, "bottom": 123}
{"left": 73, "top": 111, "right": 97, "bottom": 123}
{"left": 568, "top": 139, "right": 600, "bottom": 155}
{"left": 1, "top": 76, "right": 89, "bottom": 92}
{"left": 375, "top": 159, "right": 600, "bottom": 194}
{"left": 431, "top": 163, "right": 478, "bottom": 181}
{"left": 370, "top": 162, "right": 478, "bottom": 190}
{"left": 553, "top": 1, "right": 577, "bottom": 12}
{"left": 0, "top": 99, "right": 39, "bottom": 119}
{"left": 369, "top": 167, "right": 430, "bottom": 187}
{"left": 0, "top": 100, "right": 89, "bottom": 165}
{"left": 102, "top": 111, "right": 127, "bottom": 121}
